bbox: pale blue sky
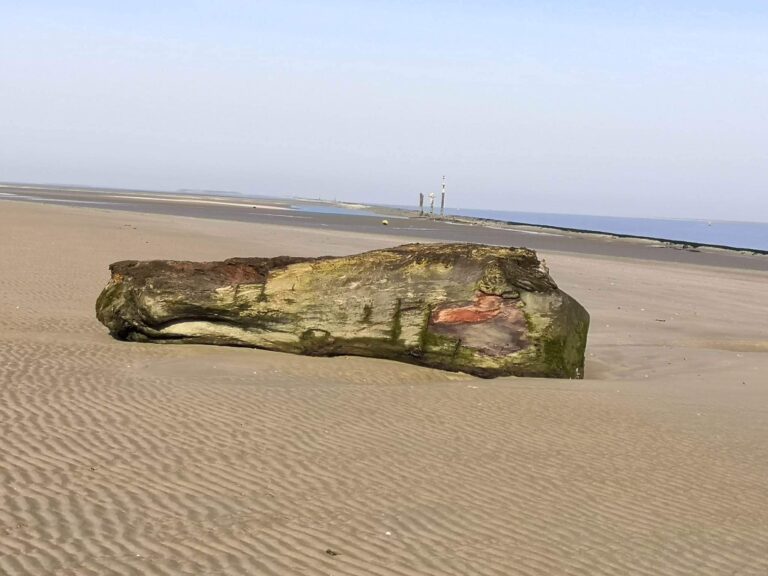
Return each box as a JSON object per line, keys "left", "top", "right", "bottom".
{"left": 1, "top": 1, "right": 767, "bottom": 220}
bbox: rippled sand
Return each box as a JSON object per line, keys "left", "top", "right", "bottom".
{"left": 2, "top": 201, "right": 768, "bottom": 575}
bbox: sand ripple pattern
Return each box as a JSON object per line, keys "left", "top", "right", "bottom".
{"left": 4, "top": 336, "right": 768, "bottom": 575}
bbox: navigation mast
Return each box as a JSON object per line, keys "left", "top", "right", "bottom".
{"left": 440, "top": 175, "right": 446, "bottom": 217}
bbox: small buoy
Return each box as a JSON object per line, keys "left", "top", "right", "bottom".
{"left": 381, "top": 219, "right": 389, "bottom": 226}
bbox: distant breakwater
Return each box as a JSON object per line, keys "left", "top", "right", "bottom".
{"left": 432, "top": 208, "right": 768, "bottom": 254}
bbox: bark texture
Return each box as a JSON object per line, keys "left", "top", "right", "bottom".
{"left": 96, "top": 243, "right": 590, "bottom": 378}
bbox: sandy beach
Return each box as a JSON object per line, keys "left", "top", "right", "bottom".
{"left": 2, "top": 198, "right": 768, "bottom": 575}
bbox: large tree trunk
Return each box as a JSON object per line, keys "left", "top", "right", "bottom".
{"left": 96, "top": 243, "right": 590, "bottom": 378}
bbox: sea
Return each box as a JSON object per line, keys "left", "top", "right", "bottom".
{"left": 438, "top": 207, "right": 768, "bottom": 253}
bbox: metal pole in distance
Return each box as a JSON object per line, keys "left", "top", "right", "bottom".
{"left": 419, "top": 192, "right": 424, "bottom": 216}
{"left": 429, "top": 191, "right": 435, "bottom": 216}
{"left": 440, "top": 175, "right": 446, "bottom": 217}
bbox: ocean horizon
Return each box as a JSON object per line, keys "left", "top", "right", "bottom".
{"left": 2, "top": 183, "right": 766, "bottom": 252}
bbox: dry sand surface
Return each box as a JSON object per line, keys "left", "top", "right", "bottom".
{"left": 2, "top": 200, "right": 768, "bottom": 576}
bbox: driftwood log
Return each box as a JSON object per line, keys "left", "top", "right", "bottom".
{"left": 96, "top": 243, "right": 589, "bottom": 378}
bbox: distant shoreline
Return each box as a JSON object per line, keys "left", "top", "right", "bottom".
{"left": 337, "top": 200, "right": 768, "bottom": 257}
{"left": 436, "top": 214, "right": 768, "bottom": 257}
{"left": 2, "top": 181, "right": 767, "bottom": 262}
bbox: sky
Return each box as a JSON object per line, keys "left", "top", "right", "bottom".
{"left": 1, "top": 1, "right": 767, "bottom": 221}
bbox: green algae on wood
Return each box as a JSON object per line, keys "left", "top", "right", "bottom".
{"left": 95, "top": 243, "right": 590, "bottom": 379}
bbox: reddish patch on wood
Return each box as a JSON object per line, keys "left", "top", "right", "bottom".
{"left": 429, "top": 292, "right": 528, "bottom": 356}
{"left": 431, "top": 293, "right": 504, "bottom": 325}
